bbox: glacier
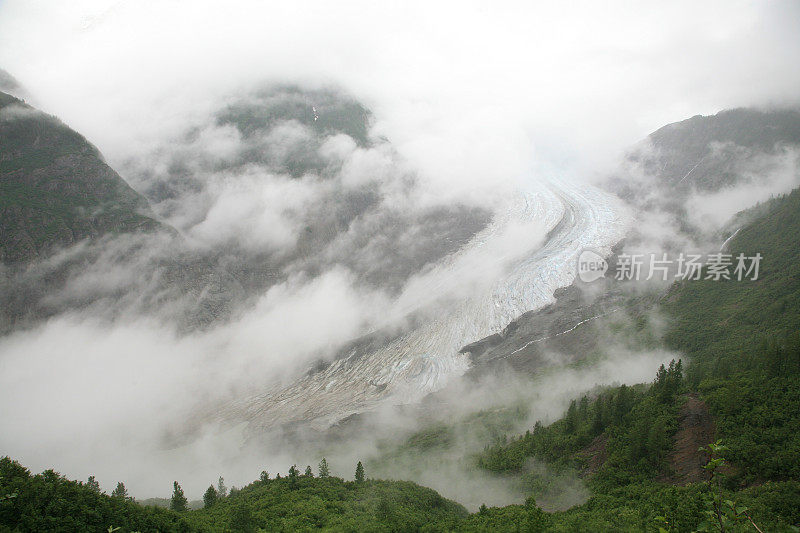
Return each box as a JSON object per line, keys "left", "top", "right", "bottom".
{"left": 232, "top": 176, "right": 631, "bottom": 430}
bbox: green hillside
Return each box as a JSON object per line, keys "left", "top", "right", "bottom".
{"left": 468, "top": 188, "right": 800, "bottom": 530}
{"left": 0, "top": 458, "right": 191, "bottom": 532}
{"left": 0, "top": 458, "right": 471, "bottom": 533}
{"left": 0, "top": 91, "right": 162, "bottom": 263}
{"left": 661, "top": 189, "right": 800, "bottom": 484}
{"left": 662, "top": 188, "right": 800, "bottom": 381}
{"left": 186, "top": 474, "right": 468, "bottom": 532}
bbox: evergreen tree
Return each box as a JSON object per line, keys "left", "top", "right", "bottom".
{"left": 304, "top": 465, "right": 313, "bottom": 477}
{"left": 355, "top": 461, "right": 365, "bottom": 483}
{"left": 601, "top": 394, "right": 613, "bottom": 427}
{"left": 614, "top": 385, "right": 631, "bottom": 423}
{"left": 654, "top": 359, "right": 684, "bottom": 402}
{"left": 217, "top": 476, "right": 227, "bottom": 498}
{"left": 110, "top": 482, "right": 128, "bottom": 500}
{"left": 578, "top": 395, "right": 589, "bottom": 421}
{"left": 86, "top": 475, "right": 100, "bottom": 493}
{"left": 318, "top": 457, "right": 330, "bottom": 478}
{"left": 288, "top": 465, "right": 299, "bottom": 486}
{"left": 646, "top": 422, "right": 668, "bottom": 464}
{"left": 230, "top": 501, "right": 256, "bottom": 533}
{"left": 260, "top": 470, "right": 269, "bottom": 482}
{"left": 564, "top": 399, "right": 578, "bottom": 433}
{"left": 170, "top": 481, "right": 188, "bottom": 512}
{"left": 203, "top": 485, "right": 217, "bottom": 509}
{"left": 655, "top": 363, "right": 668, "bottom": 387}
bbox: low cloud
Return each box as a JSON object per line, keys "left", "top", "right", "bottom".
{"left": 0, "top": 0, "right": 799, "bottom": 507}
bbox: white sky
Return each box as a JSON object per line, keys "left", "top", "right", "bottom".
{"left": 1, "top": 0, "right": 798, "bottom": 189}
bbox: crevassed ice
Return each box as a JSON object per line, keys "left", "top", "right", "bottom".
{"left": 237, "top": 177, "right": 631, "bottom": 430}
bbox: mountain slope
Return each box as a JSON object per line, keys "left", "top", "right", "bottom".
{"left": 0, "top": 457, "right": 191, "bottom": 532}
{"left": 0, "top": 91, "right": 162, "bottom": 263}
{"left": 0, "top": 69, "right": 24, "bottom": 98}
{"left": 661, "top": 188, "right": 800, "bottom": 483}
{"left": 462, "top": 107, "right": 800, "bottom": 374}
{"left": 647, "top": 107, "right": 800, "bottom": 190}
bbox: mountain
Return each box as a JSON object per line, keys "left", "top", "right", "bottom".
{"left": 0, "top": 91, "right": 162, "bottom": 264}
{"left": 467, "top": 185, "right": 800, "bottom": 529}
{"left": 0, "top": 69, "right": 24, "bottom": 98}
{"left": 460, "top": 107, "right": 800, "bottom": 374}
{"left": 0, "top": 84, "right": 492, "bottom": 336}
{"left": 608, "top": 107, "right": 800, "bottom": 226}
{"left": 646, "top": 107, "right": 800, "bottom": 189}
{"left": 2, "top": 104, "right": 800, "bottom": 531}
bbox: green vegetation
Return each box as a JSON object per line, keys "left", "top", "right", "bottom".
{"left": 478, "top": 361, "right": 684, "bottom": 488}
{"left": 5, "top": 453, "right": 799, "bottom": 531}
{"left": 0, "top": 457, "right": 191, "bottom": 532}
{"left": 662, "top": 189, "right": 800, "bottom": 484}
{"left": 0, "top": 91, "right": 161, "bottom": 263}
{"left": 468, "top": 188, "right": 800, "bottom": 529}
{"left": 171, "top": 482, "right": 189, "bottom": 513}
{"left": 186, "top": 471, "right": 468, "bottom": 532}
{"left": 0, "top": 457, "right": 471, "bottom": 532}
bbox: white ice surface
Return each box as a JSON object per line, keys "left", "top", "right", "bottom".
{"left": 235, "top": 177, "right": 631, "bottom": 429}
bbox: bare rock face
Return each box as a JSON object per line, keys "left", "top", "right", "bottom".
{"left": 0, "top": 91, "right": 162, "bottom": 264}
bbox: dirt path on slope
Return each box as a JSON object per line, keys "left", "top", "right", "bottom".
{"left": 663, "top": 393, "right": 716, "bottom": 485}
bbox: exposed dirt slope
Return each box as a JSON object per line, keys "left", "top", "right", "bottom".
{"left": 664, "top": 393, "right": 716, "bottom": 485}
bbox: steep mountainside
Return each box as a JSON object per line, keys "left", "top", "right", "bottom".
{"left": 462, "top": 107, "right": 800, "bottom": 373}
{"left": 0, "top": 69, "right": 24, "bottom": 98}
{"left": 0, "top": 91, "right": 161, "bottom": 263}
{"left": 663, "top": 187, "right": 800, "bottom": 380}
{"left": 0, "top": 85, "right": 494, "bottom": 333}
{"left": 609, "top": 107, "right": 800, "bottom": 222}
{"left": 646, "top": 108, "right": 800, "bottom": 189}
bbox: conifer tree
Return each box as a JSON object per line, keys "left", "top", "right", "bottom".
{"left": 591, "top": 402, "right": 605, "bottom": 435}
{"left": 111, "top": 482, "right": 128, "bottom": 500}
{"left": 578, "top": 395, "right": 589, "bottom": 421}
{"left": 318, "top": 457, "right": 330, "bottom": 478}
{"left": 614, "top": 384, "right": 631, "bottom": 423}
{"left": 217, "top": 476, "right": 227, "bottom": 498}
{"left": 355, "top": 461, "right": 365, "bottom": 483}
{"left": 170, "top": 481, "right": 188, "bottom": 512}
{"left": 203, "top": 485, "right": 217, "bottom": 508}
{"left": 288, "top": 465, "right": 299, "bottom": 486}
{"left": 304, "top": 465, "right": 313, "bottom": 477}
{"left": 565, "top": 399, "right": 578, "bottom": 433}
{"left": 86, "top": 476, "right": 100, "bottom": 493}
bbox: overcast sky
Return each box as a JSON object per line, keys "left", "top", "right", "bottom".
{"left": 1, "top": 0, "right": 799, "bottom": 189}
